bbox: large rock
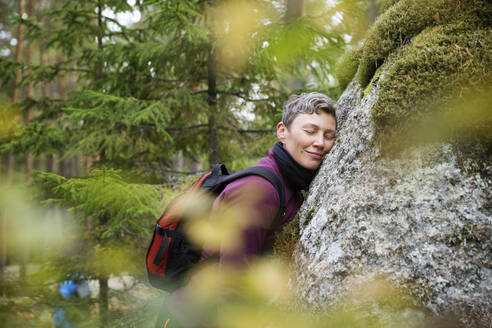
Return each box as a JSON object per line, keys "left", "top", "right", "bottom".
{"left": 293, "top": 78, "right": 491, "bottom": 327}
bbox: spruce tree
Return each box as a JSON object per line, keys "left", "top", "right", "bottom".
{"left": 0, "top": 0, "right": 358, "bottom": 325}
{"left": 1, "top": 0, "right": 349, "bottom": 175}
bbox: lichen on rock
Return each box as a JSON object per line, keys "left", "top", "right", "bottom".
{"left": 293, "top": 2, "right": 491, "bottom": 325}
{"left": 294, "top": 71, "right": 491, "bottom": 326}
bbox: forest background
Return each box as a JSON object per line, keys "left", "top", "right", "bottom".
{"left": 0, "top": 0, "right": 438, "bottom": 327}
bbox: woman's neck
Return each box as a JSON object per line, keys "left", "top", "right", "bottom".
{"left": 272, "top": 142, "right": 318, "bottom": 191}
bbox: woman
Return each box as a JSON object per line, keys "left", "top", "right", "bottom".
{"left": 160, "top": 92, "right": 337, "bottom": 327}
{"left": 207, "top": 92, "right": 337, "bottom": 266}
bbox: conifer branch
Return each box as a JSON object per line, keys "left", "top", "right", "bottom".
{"left": 118, "top": 124, "right": 272, "bottom": 135}
{"left": 217, "top": 91, "right": 271, "bottom": 102}
{"left": 124, "top": 124, "right": 209, "bottom": 133}
{"left": 58, "top": 67, "right": 92, "bottom": 73}
{"left": 144, "top": 165, "right": 208, "bottom": 175}
{"left": 193, "top": 89, "right": 271, "bottom": 102}
{"left": 164, "top": 124, "right": 209, "bottom": 131}
{"left": 106, "top": 31, "right": 130, "bottom": 41}
{"left": 235, "top": 128, "right": 275, "bottom": 134}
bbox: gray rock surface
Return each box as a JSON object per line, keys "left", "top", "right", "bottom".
{"left": 293, "top": 77, "right": 492, "bottom": 327}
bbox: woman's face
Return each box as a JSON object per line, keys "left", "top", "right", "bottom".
{"left": 277, "top": 112, "right": 336, "bottom": 170}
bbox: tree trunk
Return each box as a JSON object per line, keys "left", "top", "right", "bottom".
{"left": 96, "top": 2, "right": 104, "bottom": 81}
{"left": 70, "top": 157, "right": 77, "bottom": 177}
{"left": 0, "top": 213, "right": 7, "bottom": 282}
{"left": 284, "top": 0, "right": 304, "bottom": 22}
{"left": 56, "top": 53, "right": 69, "bottom": 176}
{"left": 6, "top": 155, "right": 15, "bottom": 184}
{"left": 283, "top": 0, "right": 306, "bottom": 91}
{"left": 10, "top": 0, "right": 27, "bottom": 281}
{"left": 59, "top": 156, "right": 70, "bottom": 177}
{"left": 173, "top": 150, "right": 184, "bottom": 172}
{"left": 367, "top": 0, "right": 379, "bottom": 25}
{"left": 84, "top": 155, "right": 92, "bottom": 175}
{"left": 39, "top": 0, "right": 54, "bottom": 174}
{"left": 18, "top": 248, "right": 28, "bottom": 281}
{"left": 12, "top": 0, "right": 25, "bottom": 103}
{"left": 92, "top": 2, "right": 105, "bottom": 169}
{"left": 98, "top": 276, "right": 109, "bottom": 325}
{"left": 76, "top": 151, "right": 83, "bottom": 176}
{"left": 38, "top": 0, "right": 49, "bottom": 99}
{"left": 40, "top": 47, "right": 49, "bottom": 97}
{"left": 7, "top": 0, "right": 26, "bottom": 182}
{"left": 207, "top": 50, "right": 218, "bottom": 167}
{"left": 25, "top": 0, "right": 34, "bottom": 183}
{"left": 46, "top": 154, "right": 58, "bottom": 173}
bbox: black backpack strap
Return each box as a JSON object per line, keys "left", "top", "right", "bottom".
{"left": 211, "top": 163, "right": 229, "bottom": 177}
{"left": 202, "top": 164, "right": 229, "bottom": 189}
{"left": 153, "top": 225, "right": 184, "bottom": 266}
{"left": 217, "top": 166, "right": 286, "bottom": 220}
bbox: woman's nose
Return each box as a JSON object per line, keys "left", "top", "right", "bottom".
{"left": 313, "top": 133, "right": 324, "bottom": 147}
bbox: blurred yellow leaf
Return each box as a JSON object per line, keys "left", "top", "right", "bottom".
{"left": 0, "top": 104, "right": 20, "bottom": 140}
{"left": 209, "top": 0, "right": 269, "bottom": 71}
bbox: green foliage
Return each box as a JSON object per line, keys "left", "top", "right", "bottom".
{"left": 1, "top": 121, "right": 68, "bottom": 155}
{"left": 62, "top": 90, "right": 176, "bottom": 166}
{"left": 32, "top": 168, "right": 160, "bottom": 238}
{"left": 0, "top": 104, "right": 21, "bottom": 143}
{"left": 0, "top": 262, "right": 159, "bottom": 328}
{"left": 0, "top": 2, "right": 386, "bottom": 326}
{"left": 1, "top": 0, "right": 351, "bottom": 174}
{"left": 260, "top": 15, "right": 345, "bottom": 84}
{"left": 228, "top": 157, "right": 263, "bottom": 172}
{"left": 219, "top": 131, "right": 277, "bottom": 171}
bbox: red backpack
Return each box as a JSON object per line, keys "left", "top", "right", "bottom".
{"left": 145, "top": 164, "right": 285, "bottom": 291}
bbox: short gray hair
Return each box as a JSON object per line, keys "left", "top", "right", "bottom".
{"left": 282, "top": 92, "right": 337, "bottom": 128}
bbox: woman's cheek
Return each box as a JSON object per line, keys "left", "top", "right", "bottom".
{"left": 325, "top": 140, "right": 335, "bottom": 153}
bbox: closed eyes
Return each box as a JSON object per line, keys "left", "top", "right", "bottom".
{"left": 304, "top": 129, "right": 335, "bottom": 140}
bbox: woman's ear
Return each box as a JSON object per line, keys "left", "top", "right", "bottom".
{"left": 277, "top": 122, "right": 286, "bottom": 143}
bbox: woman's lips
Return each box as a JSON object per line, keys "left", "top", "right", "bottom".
{"left": 306, "top": 151, "right": 322, "bottom": 160}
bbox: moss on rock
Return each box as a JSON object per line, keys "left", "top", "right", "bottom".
{"left": 335, "top": 0, "right": 491, "bottom": 148}
{"left": 359, "top": 0, "right": 490, "bottom": 87}
{"left": 273, "top": 215, "right": 300, "bottom": 261}
{"left": 379, "top": 0, "right": 400, "bottom": 15}
{"left": 363, "top": 65, "right": 383, "bottom": 98}
{"left": 334, "top": 48, "right": 360, "bottom": 93}
{"left": 372, "top": 22, "right": 491, "bottom": 148}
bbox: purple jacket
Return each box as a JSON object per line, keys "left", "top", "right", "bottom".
{"left": 162, "top": 146, "right": 305, "bottom": 327}
{"left": 202, "top": 146, "right": 304, "bottom": 267}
